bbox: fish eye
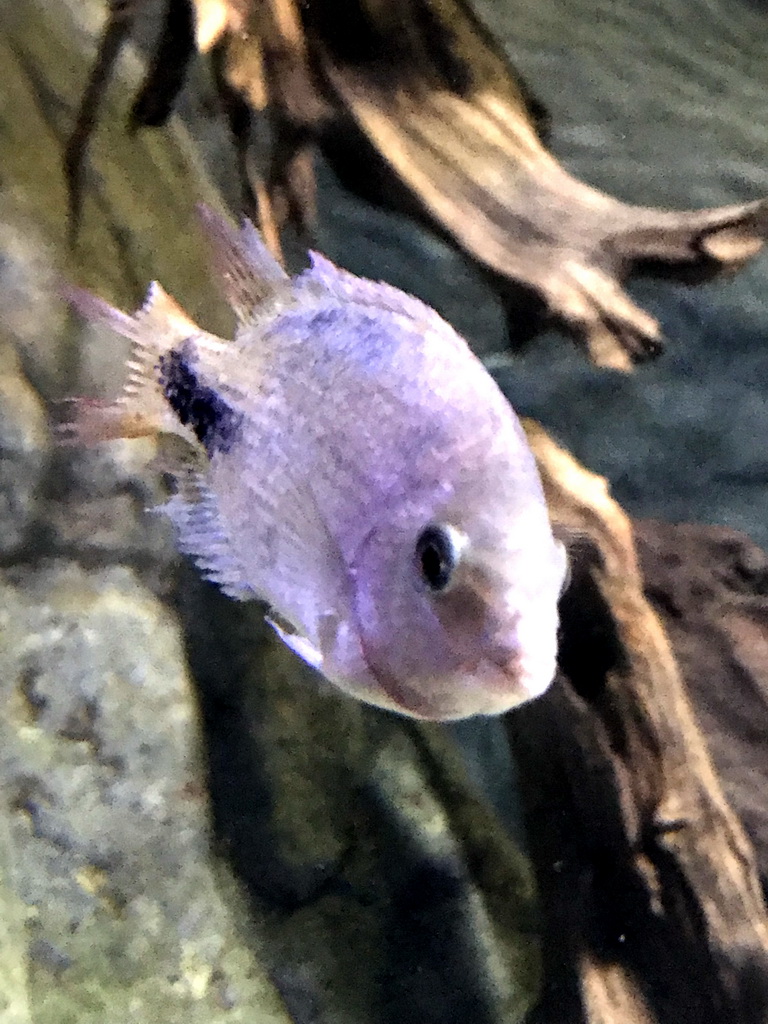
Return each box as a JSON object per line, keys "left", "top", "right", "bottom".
{"left": 415, "top": 524, "right": 464, "bottom": 592}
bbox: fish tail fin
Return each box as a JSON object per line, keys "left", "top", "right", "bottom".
{"left": 196, "top": 204, "right": 290, "bottom": 323}
{"left": 60, "top": 282, "right": 206, "bottom": 446}
{"left": 55, "top": 397, "right": 159, "bottom": 445}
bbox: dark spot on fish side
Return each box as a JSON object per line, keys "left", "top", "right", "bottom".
{"left": 158, "top": 346, "right": 242, "bottom": 455}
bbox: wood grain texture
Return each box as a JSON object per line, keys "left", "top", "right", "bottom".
{"left": 210, "top": 0, "right": 768, "bottom": 368}
{"left": 512, "top": 424, "right": 768, "bottom": 1023}
{"left": 67, "top": 0, "right": 768, "bottom": 367}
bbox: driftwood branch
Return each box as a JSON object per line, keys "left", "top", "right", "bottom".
{"left": 315, "top": 53, "right": 768, "bottom": 369}
{"left": 513, "top": 424, "right": 768, "bottom": 1022}
{"left": 63, "top": 0, "right": 137, "bottom": 244}
{"left": 208, "top": 0, "right": 768, "bottom": 368}
{"left": 66, "top": 0, "right": 768, "bottom": 367}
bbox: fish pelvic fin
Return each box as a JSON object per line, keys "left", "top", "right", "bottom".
{"left": 266, "top": 615, "right": 324, "bottom": 672}
{"left": 60, "top": 282, "right": 226, "bottom": 447}
{"left": 196, "top": 204, "right": 290, "bottom": 324}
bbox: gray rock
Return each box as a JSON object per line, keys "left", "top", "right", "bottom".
{"left": 0, "top": 815, "right": 32, "bottom": 1024}
{"left": 0, "top": 561, "right": 291, "bottom": 1023}
{"left": 0, "top": 338, "right": 49, "bottom": 557}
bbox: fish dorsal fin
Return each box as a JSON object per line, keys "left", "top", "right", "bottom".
{"left": 299, "top": 252, "right": 445, "bottom": 329}
{"left": 161, "top": 465, "right": 253, "bottom": 600}
{"left": 196, "top": 204, "right": 290, "bottom": 323}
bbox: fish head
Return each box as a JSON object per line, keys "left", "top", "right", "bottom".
{"left": 343, "top": 458, "right": 568, "bottom": 721}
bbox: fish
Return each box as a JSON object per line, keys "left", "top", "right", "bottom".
{"left": 60, "top": 205, "right": 567, "bottom": 721}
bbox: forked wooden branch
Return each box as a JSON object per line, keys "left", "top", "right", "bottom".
{"left": 319, "top": 59, "right": 768, "bottom": 369}
{"left": 203, "top": 0, "right": 768, "bottom": 369}
{"left": 66, "top": 0, "right": 768, "bottom": 368}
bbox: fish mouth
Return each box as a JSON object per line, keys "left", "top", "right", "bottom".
{"left": 350, "top": 571, "right": 559, "bottom": 720}
{"left": 370, "top": 651, "right": 553, "bottom": 722}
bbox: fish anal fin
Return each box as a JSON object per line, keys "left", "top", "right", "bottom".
{"left": 196, "top": 204, "right": 290, "bottom": 323}
{"left": 162, "top": 468, "right": 252, "bottom": 600}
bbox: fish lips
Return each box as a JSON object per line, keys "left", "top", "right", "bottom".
{"left": 363, "top": 596, "right": 559, "bottom": 721}
{"left": 369, "top": 648, "right": 557, "bottom": 721}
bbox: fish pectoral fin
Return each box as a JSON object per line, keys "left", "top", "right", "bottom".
{"left": 266, "top": 615, "right": 324, "bottom": 672}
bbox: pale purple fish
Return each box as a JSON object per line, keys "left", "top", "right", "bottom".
{"left": 62, "top": 206, "right": 567, "bottom": 721}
